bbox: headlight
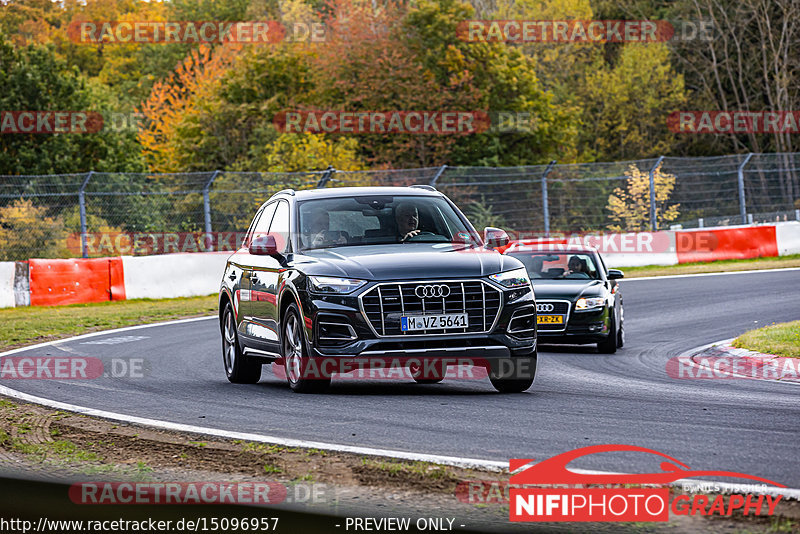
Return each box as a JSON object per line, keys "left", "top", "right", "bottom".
{"left": 308, "top": 276, "right": 367, "bottom": 294}
{"left": 575, "top": 297, "right": 605, "bottom": 310}
{"left": 489, "top": 267, "right": 531, "bottom": 289}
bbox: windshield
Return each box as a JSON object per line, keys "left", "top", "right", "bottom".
{"left": 509, "top": 252, "right": 602, "bottom": 280}
{"left": 298, "top": 195, "right": 479, "bottom": 250}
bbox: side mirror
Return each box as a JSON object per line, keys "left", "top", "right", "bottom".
{"left": 607, "top": 269, "right": 624, "bottom": 280}
{"left": 249, "top": 234, "right": 279, "bottom": 256}
{"left": 484, "top": 227, "right": 509, "bottom": 249}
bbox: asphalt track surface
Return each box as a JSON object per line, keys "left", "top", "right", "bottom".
{"left": 4, "top": 270, "right": 800, "bottom": 486}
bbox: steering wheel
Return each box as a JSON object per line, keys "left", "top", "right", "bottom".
{"left": 405, "top": 231, "right": 446, "bottom": 242}
{"left": 563, "top": 272, "right": 590, "bottom": 279}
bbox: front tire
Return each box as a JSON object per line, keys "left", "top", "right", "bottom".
{"left": 283, "top": 303, "right": 330, "bottom": 393}
{"left": 221, "top": 303, "right": 262, "bottom": 384}
{"left": 489, "top": 356, "right": 536, "bottom": 393}
{"left": 597, "top": 312, "right": 618, "bottom": 354}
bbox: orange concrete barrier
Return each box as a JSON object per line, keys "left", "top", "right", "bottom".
{"left": 29, "top": 258, "right": 125, "bottom": 306}
{"left": 675, "top": 226, "right": 778, "bottom": 264}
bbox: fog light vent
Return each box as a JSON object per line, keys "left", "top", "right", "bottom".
{"left": 317, "top": 315, "right": 357, "bottom": 346}
{"left": 508, "top": 307, "right": 536, "bottom": 338}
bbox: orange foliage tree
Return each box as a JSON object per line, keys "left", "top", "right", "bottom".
{"left": 137, "top": 44, "right": 241, "bottom": 173}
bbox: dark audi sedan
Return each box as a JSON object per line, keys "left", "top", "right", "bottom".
{"left": 504, "top": 244, "right": 624, "bottom": 353}
{"left": 219, "top": 186, "right": 538, "bottom": 393}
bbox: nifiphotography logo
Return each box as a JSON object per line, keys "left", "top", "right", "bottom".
{"left": 509, "top": 444, "right": 785, "bottom": 522}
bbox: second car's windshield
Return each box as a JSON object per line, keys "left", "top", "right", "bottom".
{"left": 298, "top": 195, "right": 478, "bottom": 250}
{"left": 510, "top": 252, "right": 602, "bottom": 280}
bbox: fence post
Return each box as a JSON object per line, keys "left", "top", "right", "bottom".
{"left": 203, "top": 170, "right": 220, "bottom": 251}
{"left": 430, "top": 164, "right": 448, "bottom": 187}
{"left": 648, "top": 156, "right": 665, "bottom": 232}
{"left": 737, "top": 152, "right": 753, "bottom": 225}
{"left": 316, "top": 166, "right": 335, "bottom": 188}
{"left": 79, "top": 171, "right": 93, "bottom": 259}
{"left": 541, "top": 160, "right": 556, "bottom": 237}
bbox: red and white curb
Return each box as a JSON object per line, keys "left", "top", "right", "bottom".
{"left": 673, "top": 338, "right": 800, "bottom": 385}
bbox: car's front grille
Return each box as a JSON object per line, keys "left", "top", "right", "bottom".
{"left": 536, "top": 300, "right": 571, "bottom": 332}
{"left": 536, "top": 301, "right": 570, "bottom": 314}
{"left": 360, "top": 280, "right": 502, "bottom": 336}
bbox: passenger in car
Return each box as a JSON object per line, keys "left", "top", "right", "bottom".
{"left": 308, "top": 212, "right": 347, "bottom": 248}
{"left": 528, "top": 256, "right": 544, "bottom": 278}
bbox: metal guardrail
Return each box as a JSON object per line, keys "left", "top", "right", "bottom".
{"left": 0, "top": 153, "right": 798, "bottom": 260}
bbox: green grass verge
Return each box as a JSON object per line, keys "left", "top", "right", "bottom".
{"left": 619, "top": 254, "right": 800, "bottom": 278}
{"left": 732, "top": 320, "right": 800, "bottom": 359}
{"left": 0, "top": 295, "right": 217, "bottom": 351}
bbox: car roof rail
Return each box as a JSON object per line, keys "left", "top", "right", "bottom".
{"left": 410, "top": 184, "right": 437, "bottom": 191}
{"left": 275, "top": 188, "right": 295, "bottom": 196}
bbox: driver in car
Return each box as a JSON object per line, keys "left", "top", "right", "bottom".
{"left": 567, "top": 255, "right": 585, "bottom": 274}
{"left": 395, "top": 202, "right": 421, "bottom": 242}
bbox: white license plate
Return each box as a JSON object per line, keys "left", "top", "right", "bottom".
{"left": 401, "top": 314, "right": 468, "bottom": 331}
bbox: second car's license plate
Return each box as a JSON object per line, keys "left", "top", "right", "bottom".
{"left": 537, "top": 315, "right": 564, "bottom": 324}
{"left": 401, "top": 314, "right": 468, "bottom": 331}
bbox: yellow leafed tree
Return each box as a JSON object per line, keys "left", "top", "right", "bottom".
{"left": 0, "top": 199, "right": 67, "bottom": 260}
{"left": 607, "top": 164, "right": 680, "bottom": 232}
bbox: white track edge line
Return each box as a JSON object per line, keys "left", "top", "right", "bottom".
{"left": 622, "top": 266, "right": 800, "bottom": 281}
{"left": 1, "top": 314, "right": 799, "bottom": 498}
{"left": 0, "top": 315, "right": 216, "bottom": 358}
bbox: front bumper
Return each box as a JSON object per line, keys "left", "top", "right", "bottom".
{"left": 300, "top": 283, "right": 537, "bottom": 361}
{"left": 537, "top": 306, "right": 611, "bottom": 344}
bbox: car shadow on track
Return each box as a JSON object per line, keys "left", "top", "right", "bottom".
{"left": 538, "top": 344, "right": 613, "bottom": 355}
{"left": 254, "top": 377, "right": 506, "bottom": 396}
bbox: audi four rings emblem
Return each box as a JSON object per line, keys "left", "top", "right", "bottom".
{"left": 415, "top": 284, "right": 451, "bottom": 298}
{"left": 537, "top": 303, "right": 555, "bottom": 312}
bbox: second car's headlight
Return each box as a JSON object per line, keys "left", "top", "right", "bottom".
{"left": 575, "top": 297, "right": 605, "bottom": 310}
{"left": 308, "top": 276, "right": 367, "bottom": 294}
{"left": 489, "top": 267, "right": 531, "bottom": 289}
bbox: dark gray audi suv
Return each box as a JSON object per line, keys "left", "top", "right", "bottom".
{"left": 218, "top": 186, "right": 537, "bottom": 393}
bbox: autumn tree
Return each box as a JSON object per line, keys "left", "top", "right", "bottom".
{"left": 138, "top": 44, "right": 240, "bottom": 172}
{"left": 583, "top": 44, "right": 687, "bottom": 161}
{"left": 607, "top": 163, "right": 680, "bottom": 231}
{"left": 0, "top": 199, "right": 67, "bottom": 260}
{"left": 402, "top": 0, "right": 576, "bottom": 166}
{"left": 308, "top": 0, "right": 484, "bottom": 168}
